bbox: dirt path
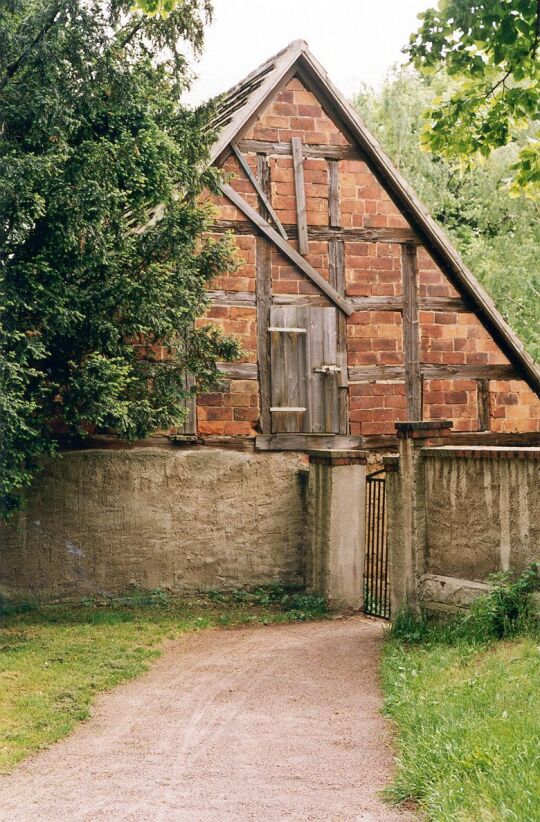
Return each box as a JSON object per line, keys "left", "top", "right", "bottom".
{"left": 0, "top": 616, "right": 412, "bottom": 821}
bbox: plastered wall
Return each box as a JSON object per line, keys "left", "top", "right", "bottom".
{"left": 0, "top": 448, "right": 308, "bottom": 600}
{"left": 424, "top": 451, "right": 540, "bottom": 580}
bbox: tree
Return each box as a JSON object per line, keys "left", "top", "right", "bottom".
{"left": 407, "top": 0, "right": 540, "bottom": 196}
{"left": 354, "top": 68, "right": 540, "bottom": 360}
{"left": 0, "top": 0, "right": 240, "bottom": 516}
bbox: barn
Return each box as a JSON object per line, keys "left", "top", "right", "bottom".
{"left": 174, "top": 38, "right": 540, "bottom": 450}
{"left": 2, "top": 40, "right": 539, "bottom": 602}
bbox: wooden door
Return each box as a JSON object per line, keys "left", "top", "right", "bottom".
{"left": 269, "top": 305, "right": 340, "bottom": 434}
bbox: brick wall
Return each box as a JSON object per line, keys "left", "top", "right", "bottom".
{"left": 196, "top": 74, "right": 540, "bottom": 440}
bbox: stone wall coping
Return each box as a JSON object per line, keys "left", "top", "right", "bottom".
{"left": 421, "top": 445, "right": 540, "bottom": 460}
{"left": 307, "top": 449, "right": 368, "bottom": 466}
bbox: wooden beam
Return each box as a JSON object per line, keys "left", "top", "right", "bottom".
{"left": 291, "top": 137, "right": 309, "bottom": 255}
{"left": 402, "top": 244, "right": 422, "bottom": 419}
{"left": 238, "top": 138, "right": 360, "bottom": 160}
{"left": 206, "top": 290, "right": 256, "bottom": 306}
{"left": 210, "top": 219, "right": 420, "bottom": 244}
{"left": 217, "top": 362, "right": 258, "bottom": 380}
{"left": 418, "top": 296, "right": 468, "bottom": 311}
{"left": 256, "top": 154, "right": 272, "bottom": 433}
{"left": 348, "top": 365, "right": 406, "bottom": 382}
{"left": 421, "top": 364, "right": 518, "bottom": 380}
{"left": 477, "top": 378, "right": 490, "bottom": 431}
{"left": 230, "top": 143, "right": 287, "bottom": 240}
{"left": 272, "top": 294, "right": 330, "bottom": 307}
{"left": 327, "top": 159, "right": 341, "bottom": 228}
{"left": 349, "top": 296, "right": 403, "bottom": 311}
{"left": 256, "top": 433, "right": 363, "bottom": 451}
{"left": 219, "top": 182, "right": 354, "bottom": 316}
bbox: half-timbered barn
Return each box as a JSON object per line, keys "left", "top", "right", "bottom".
{"left": 177, "top": 39, "right": 540, "bottom": 452}
{"left": 3, "top": 40, "right": 540, "bottom": 603}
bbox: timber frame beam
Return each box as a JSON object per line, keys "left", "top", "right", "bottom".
{"left": 219, "top": 182, "right": 354, "bottom": 316}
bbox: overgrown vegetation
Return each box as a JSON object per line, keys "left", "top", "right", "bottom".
{"left": 0, "top": 587, "right": 327, "bottom": 772}
{"left": 354, "top": 69, "right": 540, "bottom": 362}
{"left": 382, "top": 567, "right": 540, "bottom": 820}
{"left": 0, "top": 0, "right": 239, "bottom": 517}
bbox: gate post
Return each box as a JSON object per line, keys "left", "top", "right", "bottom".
{"left": 388, "top": 421, "right": 453, "bottom": 616}
{"left": 305, "top": 449, "right": 368, "bottom": 611}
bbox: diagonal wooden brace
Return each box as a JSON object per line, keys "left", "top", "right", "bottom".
{"left": 219, "top": 182, "right": 354, "bottom": 316}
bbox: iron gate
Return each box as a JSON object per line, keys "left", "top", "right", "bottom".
{"left": 364, "top": 469, "right": 390, "bottom": 619}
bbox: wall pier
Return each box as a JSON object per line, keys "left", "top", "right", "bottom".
{"left": 305, "top": 449, "right": 367, "bottom": 611}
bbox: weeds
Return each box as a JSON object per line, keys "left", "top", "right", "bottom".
{"left": 389, "top": 564, "right": 539, "bottom": 646}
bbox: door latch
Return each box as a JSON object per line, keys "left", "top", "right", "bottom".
{"left": 313, "top": 364, "right": 341, "bottom": 374}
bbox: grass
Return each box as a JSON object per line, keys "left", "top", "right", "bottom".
{"left": 0, "top": 585, "right": 326, "bottom": 773}
{"left": 381, "top": 568, "right": 540, "bottom": 821}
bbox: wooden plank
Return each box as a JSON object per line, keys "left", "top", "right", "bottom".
{"left": 269, "top": 305, "right": 308, "bottom": 434}
{"left": 421, "top": 364, "right": 518, "bottom": 380}
{"left": 230, "top": 144, "right": 287, "bottom": 240}
{"left": 217, "top": 362, "right": 258, "bottom": 380}
{"left": 207, "top": 290, "right": 256, "bottom": 306}
{"left": 402, "top": 244, "right": 422, "bottom": 419}
{"left": 348, "top": 365, "right": 406, "bottom": 382}
{"left": 267, "top": 326, "right": 307, "bottom": 333}
{"left": 327, "top": 160, "right": 341, "bottom": 228}
{"left": 323, "top": 307, "right": 340, "bottom": 433}
{"left": 296, "top": 305, "right": 311, "bottom": 432}
{"left": 255, "top": 152, "right": 272, "bottom": 433}
{"left": 256, "top": 434, "right": 363, "bottom": 451}
{"left": 210, "top": 219, "right": 420, "bottom": 244}
{"left": 329, "top": 238, "right": 348, "bottom": 434}
{"left": 349, "top": 296, "right": 403, "bottom": 311}
{"left": 219, "top": 182, "right": 354, "bottom": 316}
{"left": 418, "top": 296, "right": 468, "bottom": 311}
{"left": 238, "top": 138, "right": 360, "bottom": 160}
{"left": 291, "top": 137, "right": 309, "bottom": 255}
{"left": 273, "top": 293, "right": 330, "bottom": 307}
{"left": 178, "top": 372, "right": 197, "bottom": 435}
{"left": 477, "top": 378, "right": 490, "bottom": 432}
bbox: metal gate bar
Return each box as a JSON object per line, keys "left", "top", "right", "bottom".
{"left": 364, "top": 470, "right": 390, "bottom": 619}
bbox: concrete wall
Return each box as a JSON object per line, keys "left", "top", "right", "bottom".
{"left": 385, "top": 426, "right": 540, "bottom": 614}
{"left": 0, "top": 448, "right": 308, "bottom": 601}
{"left": 424, "top": 449, "right": 540, "bottom": 580}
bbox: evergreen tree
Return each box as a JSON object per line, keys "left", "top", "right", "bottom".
{"left": 0, "top": 0, "right": 239, "bottom": 516}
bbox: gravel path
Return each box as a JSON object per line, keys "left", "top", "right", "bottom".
{"left": 0, "top": 616, "right": 412, "bottom": 821}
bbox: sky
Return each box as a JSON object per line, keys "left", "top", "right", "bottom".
{"left": 184, "top": 0, "right": 433, "bottom": 105}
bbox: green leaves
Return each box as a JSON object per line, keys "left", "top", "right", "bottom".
{"left": 407, "top": 0, "right": 540, "bottom": 196}
{"left": 0, "top": 0, "right": 242, "bottom": 516}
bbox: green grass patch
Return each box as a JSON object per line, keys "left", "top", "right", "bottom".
{"left": 382, "top": 568, "right": 540, "bottom": 820}
{"left": 0, "top": 585, "right": 326, "bottom": 773}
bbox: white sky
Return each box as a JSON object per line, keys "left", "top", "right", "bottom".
{"left": 184, "top": 0, "right": 433, "bottom": 105}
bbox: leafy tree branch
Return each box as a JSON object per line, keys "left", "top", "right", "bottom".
{"left": 408, "top": 0, "right": 540, "bottom": 197}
